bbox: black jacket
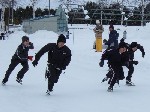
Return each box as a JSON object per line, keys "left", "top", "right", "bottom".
{"left": 101, "top": 49, "right": 123, "bottom": 67}
{"left": 34, "top": 43, "right": 71, "bottom": 70}
{"left": 12, "top": 42, "right": 34, "bottom": 61}
{"left": 121, "top": 44, "right": 145, "bottom": 61}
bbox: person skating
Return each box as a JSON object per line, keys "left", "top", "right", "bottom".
{"left": 122, "top": 41, "right": 145, "bottom": 86}
{"left": 2, "top": 36, "right": 34, "bottom": 85}
{"left": 99, "top": 42, "right": 127, "bottom": 92}
{"left": 101, "top": 39, "right": 145, "bottom": 86}
{"left": 32, "top": 34, "right": 72, "bottom": 95}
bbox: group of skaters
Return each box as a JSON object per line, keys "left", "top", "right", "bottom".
{"left": 1, "top": 22, "right": 145, "bottom": 94}
{"left": 2, "top": 34, "right": 72, "bottom": 95}
{"left": 95, "top": 22, "right": 145, "bottom": 92}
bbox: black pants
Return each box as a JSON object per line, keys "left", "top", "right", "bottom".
{"left": 126, "top": 63, "right": 134, "bottom": 82}
{"left": 109, "top": 65, "right": 124, "bottom": 87}
{"left": 48, "top": 65, "right": 62, "bottom": 91}
{"left": 3, "top": 59, "right": 29, "bottom": 83}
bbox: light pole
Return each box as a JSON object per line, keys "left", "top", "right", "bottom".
{"left": 49, "top": 0, "right": 50, "bottom": 15}
{"left": 141, "top": 0, "right": 145, "bottom": 26}
{"left": 11, "top": 0, "right": 14, "bottom": 25}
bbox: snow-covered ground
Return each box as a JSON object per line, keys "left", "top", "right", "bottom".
{"left": 0, "top": 24, "right": 149, "bottom": 112}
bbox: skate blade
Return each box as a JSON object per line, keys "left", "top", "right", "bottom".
{"left": 126, "top": 84, "right": 135, "bottom": 86}
{"left": 107, "top": 89, "right": 113, "bottom": 92}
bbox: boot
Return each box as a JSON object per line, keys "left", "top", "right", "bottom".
{"left": 101, "top": 77, "right": 108, "bottom": 83}
{"left": 126, "top": 80, "right": 135, "bottom": 86}
{"left": 2, "top": 77, "right": 8, "bottom": 85}
{"left": 2, "top": 81, "right": 6, "bottom": 86}
{"left": 46, "top": 89, "right": 53, "bottom": 95}
{"left": 107, "top": 86, "right": 113, "bottom": 92}
{"left": 16, "top": 78, "right": 22, "bottom": 85}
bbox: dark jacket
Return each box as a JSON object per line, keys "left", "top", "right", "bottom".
{"left": 121, "top": 43, "right": 145, "bottom": 66}
{"left": 12, "top": 42, "right": 34, "bottom": 61}
{"left": 34, "top": 43, "right": 71, "bottom": 70}
{"left": 101, "top": 49, "right": 123, "bottom": 67}
{"left": 105, "top": 30, "right": 119, "bottom": 49}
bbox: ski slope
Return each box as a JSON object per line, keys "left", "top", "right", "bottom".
{"left": 0, "top": 24, "right": 150, "bottom": 112}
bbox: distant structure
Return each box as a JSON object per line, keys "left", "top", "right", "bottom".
{"left": 22, "top": 5, "right": 68, "bottom": 34}
{"left": 91, "top": 0, "right": 150, "bottom": 26}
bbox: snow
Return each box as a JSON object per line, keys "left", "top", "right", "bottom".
{"left": 0, "top": 23, "right": 150, "bottom": 112}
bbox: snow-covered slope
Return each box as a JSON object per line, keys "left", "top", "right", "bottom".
{"left": 0, "top": 23, "right": 150, "bottom": 112}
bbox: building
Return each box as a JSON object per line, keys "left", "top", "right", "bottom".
{"left": 22, "top": 5, "right": 68, "bottom": 34}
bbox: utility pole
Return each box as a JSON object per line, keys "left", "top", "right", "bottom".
{"left": 32, "top": 2, "right": 35, "bottom": 19}
{"left": 31, "top": 0, "right": 38, "bottom": 19}
{"left": 11, "top": 0, "right": 14, "bottom": 25}
{"left": 8, "top": 0, "right": 11, "bottom": 31}
{"left": 121, "top": 0, "right": 124, "bottom": 25}
{"left": 141, "top": 0, "right": 144, "bottom": 26}
{"left": 49, "top": 0, "right": 50, "bottom": 15}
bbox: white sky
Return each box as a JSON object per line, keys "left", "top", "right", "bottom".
{"left": 0, "top": 23, "right": 150, "bottom": 112}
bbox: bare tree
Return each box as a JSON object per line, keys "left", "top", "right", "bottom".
{"left": 0, "top": 0, "right": 17, "bottom": 32}
{"left": 30, "top": 0, "right": 39, "bottom": 19}
{"left": 0, "top": 0, "right": 10, "bottom": 32}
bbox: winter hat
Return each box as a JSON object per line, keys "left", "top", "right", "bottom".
{"left": 119, "top": 42, "right": 127, "bottom": 48}
{"left": 22, "top": 36, "right": 29, "bottom": 42}
{"left": 96, "top": 20, "right": 100, "bottom": 24}
{"left": 57, "top": 34, "right": 66, "bottom": 43}
{"left": 130, "top": 42, "right": 137, "bottom": 48}
{"left": 109, "top": 25, "right": 114, "bottom": 30}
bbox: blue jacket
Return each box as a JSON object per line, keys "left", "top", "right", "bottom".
{"left": 105, "top": 30, "right": 119, "bottom": 49}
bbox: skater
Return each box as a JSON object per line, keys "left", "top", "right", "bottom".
{"left": 104, "top": 25, "right": 119, "bottom": 49}
{"left": 122, "top": 41, "right": 145, "bottom": 86}
{"left": 99, "top": 42, "right": 127, "bottom": 92}
{"left": 2, "top": 36, "right": 34, "bottom": 85}
{"left": 101, "top": 39, "right": 145, "bottom": 86}
{"left": 32, "top": 34, "right": 72, "bottom": 95}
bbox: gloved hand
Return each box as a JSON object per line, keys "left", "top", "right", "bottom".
{"left": 103, "top": 39, "right": 108, "bottom": 44}
{"left": 32, "top": 60, "right": 38, "bottom": 67}
{"left": 99, "top": 60, "right": 104, "bottom": 67}
{"left": 133, "top": 61, "right": 138, "bottom": 65}
{"left": 28, "top": 56, "right": 33, "bottom": 61}
{"left": 120, "top": 38, "right": 124, "bottom": 43}
{"left": 62, "top": 66, "right": 66, "bottom": 70}
{"left": 124, "top": 61, "right": 129, "bottom": 67}
{"left": 142, "top": 52, "right": 145, "bottom": 58}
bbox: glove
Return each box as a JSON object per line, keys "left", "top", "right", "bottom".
{"left": 120, "top": 38, "right": 125, "bottom": 43}
{"left": 133, "top": 61, "right": 138, "bottom": 65}
{"left": 62, "top": 66, "right": 66, "bottom": 70}
{"left": 32, "top": 60, "right": 38, "bottom": 67}
{"left": 103, "top": 39, "right": 107, "bottom": 44}
{"left": 29, "top": 42, "right": 34, "bottom": 49}
{"left": 124, "top": 61, "right": 129, "bottom": 67}
{"left": 28, "top": 56, "right": 33, "bottom": 61}
{"left": 99, "top": 60, "right": 104, "bottom": 67}
{"left": 142, "top": 52, "right": 145, "bottom": 58}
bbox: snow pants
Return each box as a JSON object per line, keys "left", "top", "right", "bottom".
{"left": 126, "top": 63, "right": 134, "bottom": 82}
{"left": 3, "top": 59, "right": 29, "bottom": 83}
{"left": 48, "top": 64, "right": 62, "bottom": 91}
{"left": 109, "top": 65, "right": 124, "bottom": 87}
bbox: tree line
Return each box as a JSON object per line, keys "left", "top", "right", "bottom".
{"left": 1, "top": 1, "right": 150, "bottom": 26}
